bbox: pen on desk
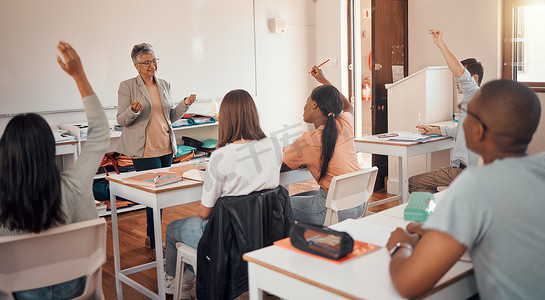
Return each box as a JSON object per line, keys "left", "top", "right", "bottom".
{"left": 309, "top": 59, "right": 330, "bottom": 73}
{"left": 153, "top": 174, "right": 161, "bottom": 183}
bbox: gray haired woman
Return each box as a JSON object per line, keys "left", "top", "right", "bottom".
{"left": 116, "top": 43, "right": 195, "bottom": 253}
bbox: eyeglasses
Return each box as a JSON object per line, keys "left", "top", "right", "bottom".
{"left": 457, "top": 103, "right": 487, "bottom": 131}
{"left": 137, "top": 58, "right": 159, "bottom": 66}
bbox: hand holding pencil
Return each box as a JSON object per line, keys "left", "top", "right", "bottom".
{"left": 416, "top": 124, "right": 440, "bottom": 135}
{"left": 310, "top": 66, "right": 331, "bottom": 86}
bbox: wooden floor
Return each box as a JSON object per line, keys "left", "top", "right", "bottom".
{"left": 101, "top": 180, "right": 398, "bottom": 299}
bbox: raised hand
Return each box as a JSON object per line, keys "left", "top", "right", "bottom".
{"left": 56, "top": 41, "right": 93, "bottom": 97}
{"left": 429, "top": 29, "right": 445, "bottom": 46}
{"left": 310, "top": 66, "right": 331, "bottom": 85}
{"left": 56, "top": 41, "right": 85, "bottom": 79}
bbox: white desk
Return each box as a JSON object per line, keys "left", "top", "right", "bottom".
{"left": 106, "top": 167, "right": 313, "bottom": 300}
{"left": 55, "top": 140, "right": 78, "bottom": 171}
{"left": 243, "top": 203, "right": 477, "bottom": 300}
{"left": 354, "top": 135, "right": 454, "bottom": 205}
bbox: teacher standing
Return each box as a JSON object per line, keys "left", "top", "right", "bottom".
{"left": 116, "top": 43, "right": 195, "bottom": 252}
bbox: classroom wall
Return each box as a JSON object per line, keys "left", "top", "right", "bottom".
{"left": 0, "top": 1, "right": 318, "bottom": 146}
{"left": 253, "top": 0, "right": 317, "bottom": 138}
{"left": 409, "top": 0, "right": 545, "bottom": 154}
{"left": 408, "top": 0, "right": 501, "bottom": 80}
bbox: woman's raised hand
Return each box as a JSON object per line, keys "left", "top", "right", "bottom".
{"left": 310, "top": 66, "right": 331, "bottom": 86}
{"left": 56, "top": 41, "right": 85, "bottom": 79}
{"left": 56, "top": 41, "right": 94, "bottom": 97}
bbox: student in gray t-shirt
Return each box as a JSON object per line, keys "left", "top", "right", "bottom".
{"left": 386, "top": 79, "right": 544, "bottom": 299}
{"left": 410, "top": 29, "right": 483, "bottom": 193}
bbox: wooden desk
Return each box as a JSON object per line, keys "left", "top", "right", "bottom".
{"left": 354, "top": 135, "right": 454, "bottom": 205}
{"left": 106, "top": 166, "right": 313, "bottom": 300}
{"left": 243, "top": 201, "right": 477, "bottom": 300}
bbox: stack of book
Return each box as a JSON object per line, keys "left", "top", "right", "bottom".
{"left": 169, "top": 164, "right": 206, "bottom": 182}
{"left": 95, "top": 200, "right": 107, "bottom": 215}
{"left": 123, "top": 172, "right": 184, "bottom": 188}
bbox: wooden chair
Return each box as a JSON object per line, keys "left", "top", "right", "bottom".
{"left": 323, "top": 167, "right": 379, "bottom": 226}
{"left": 0, "top": 218, "right": 107, "bottom": 300}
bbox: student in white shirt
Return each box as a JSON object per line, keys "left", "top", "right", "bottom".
{"left": 163, "top": 89, "right": 282, "bottom": 298}
{"left": 386, "top": 79, "right": 544, "bottom": 299}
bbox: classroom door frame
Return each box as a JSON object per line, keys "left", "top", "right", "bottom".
{"left": 347, "top": 0, "right": 408, "bottom": 190}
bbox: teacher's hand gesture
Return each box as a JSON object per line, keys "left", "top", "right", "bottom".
{"left": 56, "top": 41, "right": 93, "bottom": 97}
{"left": 131, "top": 99, "right": 143, "bottom": 113}
{"left": 184, "top": 94, "right": 196, "bottom": 105}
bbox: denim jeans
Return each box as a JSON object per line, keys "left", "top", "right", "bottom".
{"left": 12, "top": 276, "right": 87, "bottom": 300}
{"left": 290, "top": 188, "right": 365, "bottom": 225}
{"left": 132, "top": 153, "right": 173, "bottom": 249}
{"left": 165, "top": 216, "right": 209, "bottom": 277}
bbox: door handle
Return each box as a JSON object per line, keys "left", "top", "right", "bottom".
{"left": 375, "top": 63, "right": 383, "bottom": 70}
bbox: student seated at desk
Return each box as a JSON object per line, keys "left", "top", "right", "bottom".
{"left": 281, "top": 67, "right": 360, "bottom": 225}
{"left": 410, "top": 29, "right": 484, "bottom": 193}
{"left": 163, "top": 89, "right": 282, "bottom": 298}
{"left": 387, "top": 80, "right": 545, "bottom": 299}
{"left": 0, "top": 42, "right": 109, "bottom": 299}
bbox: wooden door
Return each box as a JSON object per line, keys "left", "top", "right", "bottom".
{"left": 371, "top": 0, "right": 408, "bottom": 189}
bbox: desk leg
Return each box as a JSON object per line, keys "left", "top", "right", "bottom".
{"left": 153, "top": 204, "right": 166, "bottom": 299}
{"left": 399, "top": 154, "right": 409, "bottom": 204}
{"left": 110, "top": 192, "right": 123, "bottom": 300}
{"left": 247, "top": 264, "right": 264, "bottom": 300}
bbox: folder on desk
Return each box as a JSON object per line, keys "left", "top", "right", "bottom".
{"left": 388, "top": 132, "right": 433, "bottom": 143}
{"left": 404, "top": 192, "right": 436, "bottom": 222}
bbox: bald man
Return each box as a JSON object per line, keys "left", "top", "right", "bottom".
{"left": 386, "top": 80, "right": 545, "bottom": 299}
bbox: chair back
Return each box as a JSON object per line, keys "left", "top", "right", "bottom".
{"left": 197, "top": 185, "right": 293, "bottom": 299}
{"left": 323, "top": 167, "right": 378, "bottom": 226}
{"left": 0, "top": 218, "right": 107, "bottom": 300}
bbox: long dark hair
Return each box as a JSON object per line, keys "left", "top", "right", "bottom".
{"left": 217, "top": 89, "right": 266, "bottom": 148}
{"left": 310, "top": 85, "right": 343, "bottom": 183}
{"left": 0, "top": 113, "right": 65, "bottom": 233}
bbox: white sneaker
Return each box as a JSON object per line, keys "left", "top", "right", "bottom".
{"left": 164, "top": 274, "right": 176, "bottom": 295}
{"left": 164, "top": 273, "right": 194, "bottom": 299}
{"left": 180, "top": 280, "right": 195, "bottom": 300}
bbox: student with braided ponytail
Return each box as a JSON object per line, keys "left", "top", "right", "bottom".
{"left": 282, "top": 67, "right": 361, "bottom": 225}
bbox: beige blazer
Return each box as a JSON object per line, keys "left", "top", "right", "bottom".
{"left": 116, "top": 75, "right": 190, "bottom": 157}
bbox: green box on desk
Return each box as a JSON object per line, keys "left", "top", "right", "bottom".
{"left": 404, "top": 192, "right": 436, "bottom": 222}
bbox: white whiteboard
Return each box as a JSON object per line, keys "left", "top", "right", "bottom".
{"left": 0, "top": 0, "right": 256, "bottom": 115}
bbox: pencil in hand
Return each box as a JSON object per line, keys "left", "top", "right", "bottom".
{"left": 309, "top": 59, "right": 330, "bottom": 73}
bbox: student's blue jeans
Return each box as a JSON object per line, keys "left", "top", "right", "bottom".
{"left": 290, "top": 188, "right": 365, "bottom": 225}
{"left": 165, "top": 216, "right": 208, "bottom": 277}
{"left": 13, "top": 276, "right": 86, "bottom": 300}
{"left": 132, "top": 153, "right": 173, "bottom": 249}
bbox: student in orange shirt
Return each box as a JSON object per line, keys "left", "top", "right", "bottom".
{"left": 281, "top": 67, "right": 361, "bottom": 225}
